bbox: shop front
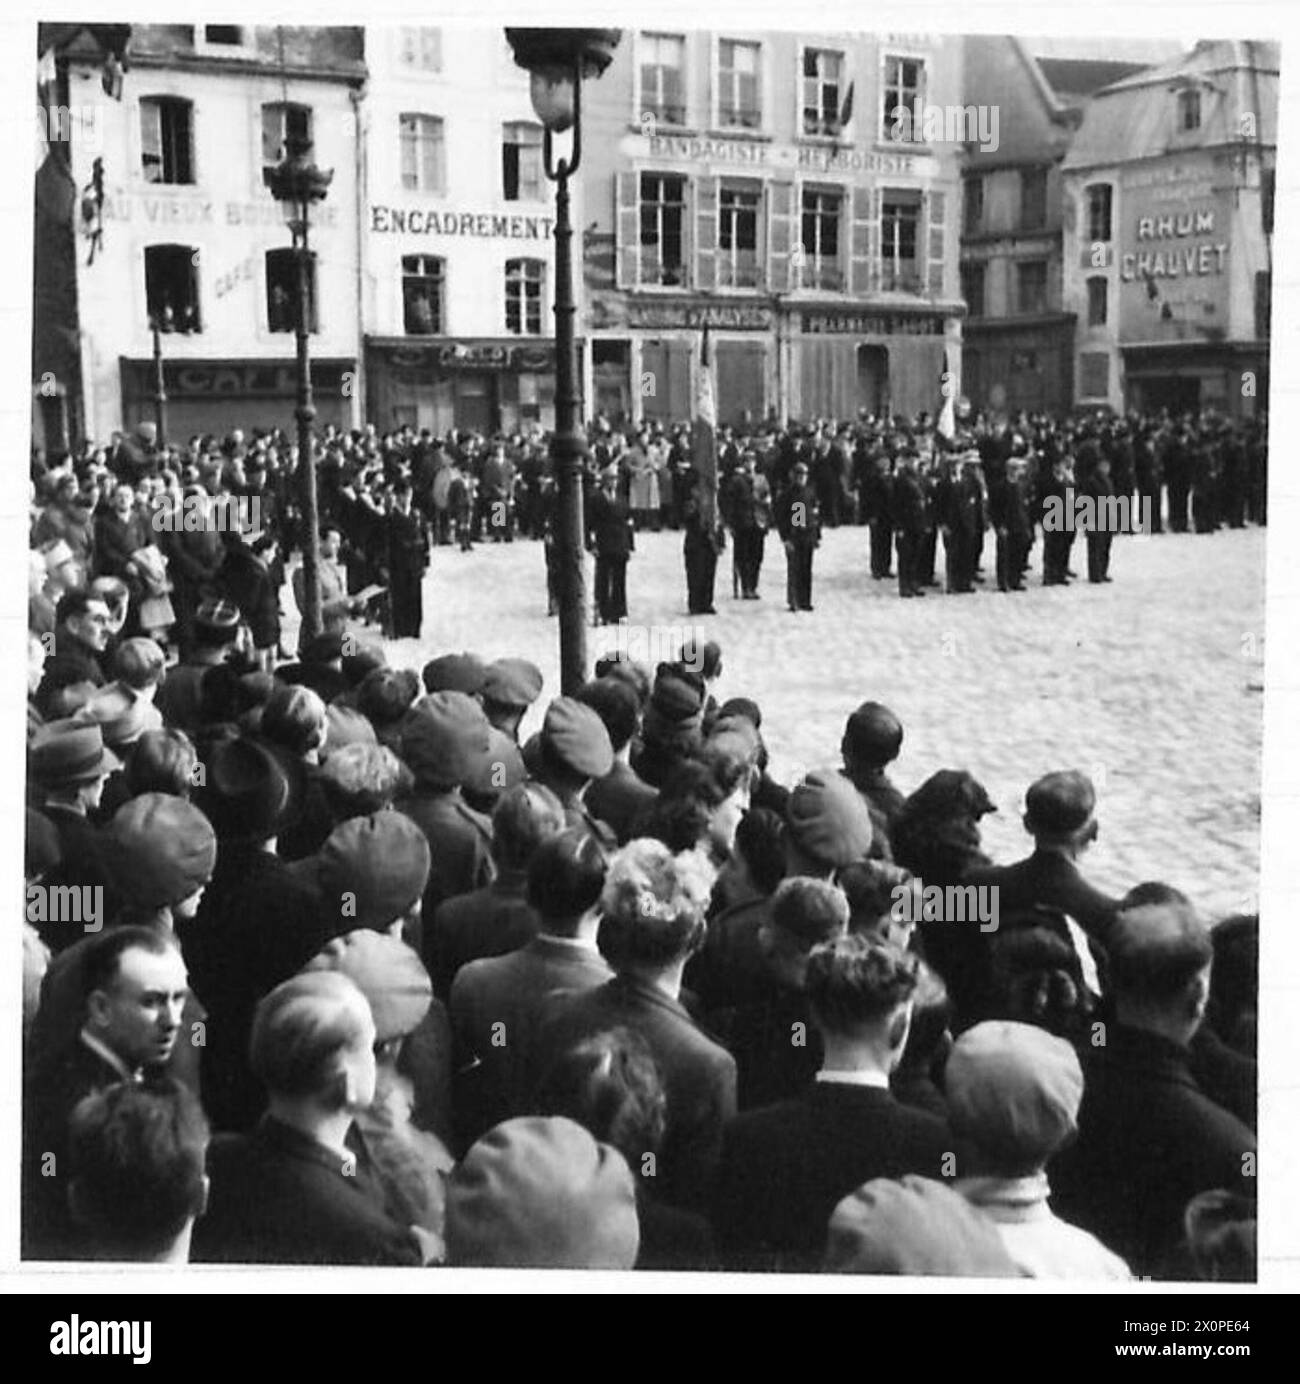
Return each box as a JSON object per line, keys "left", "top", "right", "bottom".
{"left": 119, "top": 357, "right": 357, "bottom": 440}
{"left": 366, "top": 338, "right": 557, "bottom": 436}
{"left": 790, "top": 305, "right": 961, "bottom": 422}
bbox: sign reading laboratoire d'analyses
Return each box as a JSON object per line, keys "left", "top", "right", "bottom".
{"left": 1117, "top": 155, "right": 1233, "bottom": 339}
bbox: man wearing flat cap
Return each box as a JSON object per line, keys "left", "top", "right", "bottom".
{"left": 528, "top": 696, "right": 618, "bottom": 847}
{"left": 947, "top": 1021, "right": 1130, "bottom": 1278}
{"left": 481, "top": 658, "right": 543, "bottom": 743}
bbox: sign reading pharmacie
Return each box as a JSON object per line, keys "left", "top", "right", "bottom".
{"left": 799, "top": 309, "right": 944, "bottom": 336}
{"left": 370, "top": 206, "right": 555, "bottom": 240}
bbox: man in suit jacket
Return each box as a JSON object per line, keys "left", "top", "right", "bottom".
{"left": 576, "top": 676, "right": 656, "bottom": 845}
{"left": 712, "top": 934, "right": 952, "bottom": 1272}
{"left": 192, "top": 972, "right": 422, "bottom": 1266}
{"left": 1049, "top": 901, "right": 1256, "bottom": 1278}
{"left": 451, "top": 830, "right": 612, "bottom": 1139}
{"left": 530, "top": 839, "right": 735, "bottom": 1213}
{"left": 587, "top": 464, "right": 634, "bottom": 625}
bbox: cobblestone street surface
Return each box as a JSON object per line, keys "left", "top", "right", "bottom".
{"left": 368, "top": 525, "right": 1265, "bottom": 920}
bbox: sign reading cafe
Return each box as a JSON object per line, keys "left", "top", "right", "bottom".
{"left": 371, "top": 206, "right": 555, "bottom": 239}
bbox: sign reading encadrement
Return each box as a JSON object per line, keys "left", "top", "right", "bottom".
{"left": 370, "top": 207, "right": 555, "bottom": 239}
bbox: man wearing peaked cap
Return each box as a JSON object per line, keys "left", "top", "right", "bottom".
{"left": 785, "top": 769, "right": 874, "bottom": 877}
{"left": 530, "top": 696, "right": 616, "bottom": 845}
{"left": 964, "top": 768, "right": 1119, "bottom": 949}
{"left": 109, "top": 793, "right": 217, "bottom": 924}
{"left": 421, "top": 651, "right": 489, "bottom": 698}
{"left": 825, "top": 1174, "right": 1021, "bottom": 1277}
{"left": 397, "top": 692, "right": 496, "bottom": 932}
{"left": 446, "top": 1116, "right": 639, "bottom": 1268}
{"left": 947, "top": 1021, "right": 1130, "bottom": 1280}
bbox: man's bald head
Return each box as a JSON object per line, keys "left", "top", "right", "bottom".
{"left": 1108, "top": 901, "right": 1213, "bottom": 1041}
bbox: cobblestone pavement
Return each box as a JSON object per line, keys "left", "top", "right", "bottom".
{"left": 371, "top": 523, "right": 1265, "bottom": 920}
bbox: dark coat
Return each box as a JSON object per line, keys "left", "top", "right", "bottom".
{"left": 587, "top": 489, "right": 635, "bottom": 558}
{"left": 192, "top": 1116, "right": 421, "bottom": 1266}
{"left": 584, "top": 761, "right": 658, "bottom": 846}
{"left": 533, "top": 975, "right": 737, "bottom": 1212}
{"left": 427, "top": 871, "right": 537, "bottom": 1001}
{"left": 964, "top": 850, "right": 1119, "bottom": 945}
{"left": 36, "top": 634, "right": 106, "bottom": 716}
{"left": 712, "top": 1081, "right": 953, "bottom": 1271}
{"left": 399, "top": 790, "right": 495, "bottom": 947}
{"left": 1049, "top": 1025, "right": 1256, "bottom": 1277}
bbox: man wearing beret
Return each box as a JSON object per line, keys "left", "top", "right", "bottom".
{"left": 529, "top": 697, "right": 619, "bottom": 847}
{"left": 1050, "top": 901, "right": 1257, "bottom": 1278}
{"left": 712, "top": 935, "right": 952, "bottom": 1272}
{"left": 481, "top": 658, "right": 544, "bottom": 743}
{"left": 947, "top": 1021, "right": 1130, "bottom": 1278}
{"left": 397, "top": 692, "right": 497, "bottom": 939}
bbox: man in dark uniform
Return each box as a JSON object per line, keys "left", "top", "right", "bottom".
{"left": 1040, "top": 455, "right": 1072, "bottom": 586}
{"left": 680, "top": 465, "right": 723, "bottom": 616}
{"left": 775, "top": 461, "right": 820, "bottom": 613}
{"left": 861, "top": 452, "right": 894, "bottom": 580}
{"left": 988, "top": 456, "right": 1031, "bottom": 591}
{"left": 892, "top": 451, "right": 928, "bottom": 599}
{"left": 586, "top": 463, "right": 634, "bottom": 625}
{"left": 1164, "top": 425, "right": 1191, "bottom": 533}
{"left": 1081, "top": 454, "right": 1116, "bottom": 584}
{"left": 1135, "top": 427, "right": 1164, "bottom": 534}
{"left": 721, "top": 451, "right": 771, "bottom": 600}
{"left": 385, "top": 480, "right": 429, "bottom": 638}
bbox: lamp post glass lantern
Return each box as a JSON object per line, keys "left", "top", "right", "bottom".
{"left": 267, "top": 133, "right": 333, "bottom": 645}
{"left": 505, "top": 28, "right": 621, "bottom": 695}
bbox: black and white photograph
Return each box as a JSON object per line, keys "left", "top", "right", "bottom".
{"left": 12, "top": 0, "right": 1298, "bottom": 1321}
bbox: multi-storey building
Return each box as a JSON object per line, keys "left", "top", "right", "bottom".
{"left": 35, "top": 23, "right": 366, "bottom": 448}
{"left": 1061, "top": 40, "right": 1277, "bottom": 417}
{"left": 578, "top": 30, "right": 967, "bottom": 427}
{"left": 360, "top": 27, "right": 568, "bottom": 435}
{"left": 958, "top": 37, "right": 1178, "bottom": 416}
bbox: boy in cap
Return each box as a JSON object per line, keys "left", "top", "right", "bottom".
{"left": 712, "top": 934, "right": 951, "bottom": 1272}
{"left": 397, "top": 691, "right": 497, "bottom": 925}
{"left": 946, "top": 1020, "right": 1129, "bottom": 1278}
{"left": 529, "top": 696, "right": 617, "bottom": 845}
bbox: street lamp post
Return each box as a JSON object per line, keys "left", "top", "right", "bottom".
{"left": 149, "top": 314, "right": 167, "bottom": 449}
{"left": 267, "top": 131, "right": 333, "bottom": 646}
{"left": 506, "top": 28, "right": 621, "bottom": 695}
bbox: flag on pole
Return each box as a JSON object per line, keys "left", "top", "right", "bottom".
{"left": 693, "top": 326, "right": 718, "bottom": 530}
{"left": 937, "top": 348, "right": 956, "bottom": 441}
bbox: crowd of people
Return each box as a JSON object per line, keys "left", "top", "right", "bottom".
{"left": 21, "top": 404, "right": 1259, "bottom": 1276}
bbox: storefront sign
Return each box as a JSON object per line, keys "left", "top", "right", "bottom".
{"left": 642, "top": 135, "right": 925, "bottom": 177}
{"left": 1118, "top": 157, "right": 1232, "bottom": 341}
{"left": 101, "top": 192, "right": 339, "bottom": 229}
{"left": 377, "top": 341, "right": 556, "bottom": 373}
{"left": 370, "top": 206, "right": 554, "bottom": 239}
{"left": 627, "top": 301, "right": 773, "bottom": 330}
{"left": 122, "top": 358, "right": 353, "bottom": 398}
{"left": 801, "top": 310, "right": 942, "bottom": 336}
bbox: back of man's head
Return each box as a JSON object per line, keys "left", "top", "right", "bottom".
{"left": 526, "top": 829, "right": 608, "bottom": 935}
{"left": 249, "top": 971, "right": 372, "bottom": 1110}
{"left": 763, "top": 877, "right": 849, "bottom": 979}
{"left": 68, "top": 1078, "right": 209, "bottom": 1260}
{"left": 1108, "top": 901, "right": 1212, "bottom": 1021}
{"left": 492, "top": 781, "right": 567, "bottom": 873}
{"left": 805, "top": 934, "right": 919, "bottom": 1040}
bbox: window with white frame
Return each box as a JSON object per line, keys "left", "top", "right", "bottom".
{"left": 640, "top": 172, "right": 686, "bottom": 286}
{"left": 140, "top": 96, "right": 193, "bottom": 185}
{"left": 800, "top": 187, "right": 842, "bottom": 289}
{"left": 718, "top": 39, "right": 761, "bottom": 130}
{"left": 502, "top": 123, "right": 543, "bottom": 201}
{"left": 882, "top": 54, "right": 926, "bottom": 142}
{"left": 400, "top": 113, "right": 445, "bottom": 193}
{"left": 640, "top": 33, "right": 686, "bottom": 126}
{"left": 718, "top": 183, "right": 761, "bottom": 287}
{"left": 399, "top": 27, "right": 442, "bottom": 71}
{"left": 402, "top": 255, "right": 444, "bottom": 335}
{"left": 505, "top": 258, "right": 546, "bottom": 335}
{"left": 802, "top": 48, "right": 844, "bottom": 137}
{"left": 261, "top": 102, "right": 312, "bottom": 186}
{"left": 879, "top": 192, "right": 922, "bottom": 292}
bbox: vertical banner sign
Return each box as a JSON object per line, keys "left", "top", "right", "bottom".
{"left": 937, "top": 347, "right": 956, "bottom": 440}
{"left": 694, "top": 326, "right": 718, "bottom": 529}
